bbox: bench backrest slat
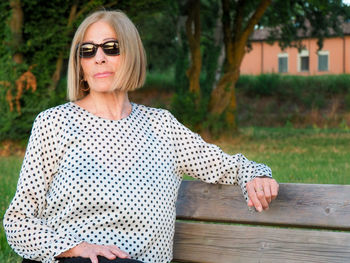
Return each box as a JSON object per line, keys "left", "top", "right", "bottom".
{"left": 176, "top": 181, "right": 350, "bottom": 230}
{"left": 173, "top": 221, "right": 350, "bottom": 263}
{"left": 174, "top": 181, "right": 350, "bottom": 263}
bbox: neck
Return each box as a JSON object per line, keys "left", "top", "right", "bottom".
{"left": 76, "top": 90, "right": 132, "bottom": 121}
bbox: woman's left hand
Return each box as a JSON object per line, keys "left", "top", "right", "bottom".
{"left": 246, "top": 177, "right": 279, "bottom": 212}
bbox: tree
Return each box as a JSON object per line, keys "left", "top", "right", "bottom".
{"left": 209, "top": 0, "right": 272, "bottom": 131}
{"left": 9, "top": 0, "right": 24, "bottom": 64}
{"left": 0, "top": 0, "right": 167, "bottom": 141}
{"left": 183, "top": 0, "right": 350, "bottom": 135}
{"left": 185, "top": 0, "right": 201, "bottom": 98}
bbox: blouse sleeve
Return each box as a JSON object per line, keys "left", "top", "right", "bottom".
{"left": 164, "top": 110, "right": 272, "bottom": 201}
{"left": 3, "top": 112, "right": 82, "bottom": 263}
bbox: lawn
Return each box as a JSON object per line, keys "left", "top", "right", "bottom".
{"left": 1, "top": 127, "right": 350, "bottom": 262}
{"left": 0, "top": 156, "right": 23, "bottom": 263}
{"left": 215, "top": 127, "right": 350, "bottom": 184}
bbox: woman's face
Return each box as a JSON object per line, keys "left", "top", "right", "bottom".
{"left": 80, "top": 20, "right": 121, "bottom": 94}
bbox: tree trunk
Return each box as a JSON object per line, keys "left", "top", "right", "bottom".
{"left": 9, "top": 0, "right": 23, "bottom": 64}
{"left": 185, "top": 0, "right": 201, "bottom": 97}
{"left": 50, "top": 0, "right": 109, "bottom": 90}
{"left": 209, "top": 0, "right": 272, "bottom": 131}
{"left": 212, "top": 1, "right": 225, "bottom": 91}
{"left": 50, "top": 2, "right": 78, "bottom": 91}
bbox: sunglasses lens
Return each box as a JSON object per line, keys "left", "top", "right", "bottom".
{"left": 80, "top": 43, "right": 96, "bottom": 58}
{"left": 78, "top": 41, "right": 119, "bottom": 58}
{"left": 102, "top": 41, "right": 120, "bottom": 55}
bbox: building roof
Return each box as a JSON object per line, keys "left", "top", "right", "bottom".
{"left": 250, "top": 22, "right": 350, "bottom": 41}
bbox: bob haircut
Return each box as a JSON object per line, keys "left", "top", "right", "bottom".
{"left": 67, "top": 10, "right": 146, "bottom": 101}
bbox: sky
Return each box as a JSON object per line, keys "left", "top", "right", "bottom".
{"left": 344, "top": 0, "right": 350, "bottom": 5}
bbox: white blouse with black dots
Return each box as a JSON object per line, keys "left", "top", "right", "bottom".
{"left": 4, "top": 102, "right": 272, "bottom": 263}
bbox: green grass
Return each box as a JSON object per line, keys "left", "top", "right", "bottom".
{"left": 1, "top": 127, "right": 350, "bottom": 261}
{"left": 0, "top": 156, "right": 23, "bottom": 263}
{"left": 214, "top": 127, "right": 350, "bottom": 184}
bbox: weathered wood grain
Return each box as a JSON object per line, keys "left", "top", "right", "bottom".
{"left": 173, "top": 222, "right": 350, "bottom": 263}
{"left": 176, "top": 181, "right": 350, "bottom": 230}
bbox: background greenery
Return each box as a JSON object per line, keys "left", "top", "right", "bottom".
{"left": 235, "top": 74, "right": 350, "bottom": 128}
{"left": 1, "top": 0, "right": 350, "bottom": 261}
{"left": 1, "top": 0, "right": 350, "bottom": 140}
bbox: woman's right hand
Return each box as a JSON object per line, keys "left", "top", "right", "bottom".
{"left": 56, "top": 241, "right": 131, "bottom": 263}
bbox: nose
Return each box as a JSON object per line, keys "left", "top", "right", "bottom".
{"left": 95, "top": 46, "right": 106, "bottom": 64}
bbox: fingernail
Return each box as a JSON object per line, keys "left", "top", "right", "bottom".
{"left": 258, "top": 206, "right": 262, "bottom": 212}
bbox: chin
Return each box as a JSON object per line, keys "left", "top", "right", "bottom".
{"left": 91, "top": 89, "right": 115, "bottom": 94}
{"left": 90, "top": 85, "right": 115, "bottom": 93}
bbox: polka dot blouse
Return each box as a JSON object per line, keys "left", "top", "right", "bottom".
{"left": 4, "top": 102, "right": 272, "bottom": 263}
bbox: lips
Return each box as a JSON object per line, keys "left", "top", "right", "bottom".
{"left": 94, "top": 71, "right": 113, "bottom": 78}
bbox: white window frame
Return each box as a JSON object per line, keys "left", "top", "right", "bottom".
{"left": 278, "top": 53, "right": 289, "bottom": 73}
{"left": 318, "top": 50, "right": 329, "bottom": 72}
{"left": 298, "top": 50, "right": 309, "bottom": 72}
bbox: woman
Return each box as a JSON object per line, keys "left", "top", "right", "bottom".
{"left": 4, "top": 10, "right": 279, "bottom": 263}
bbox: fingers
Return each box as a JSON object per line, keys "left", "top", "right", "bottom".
{"left": 93, "top": 245, "right": 130, "bottom": 261}
{"left": 246, "top": 182, "right": 263, "bottom": 212}
{"left": 255, "top": 182, "right": 269, "bottom": 210}
{"left": 78, "top": 243, "right": 131, "bottom": 263}
{"left": 263, "top": 179, "right": 272, "bottom": 203}
{"left": 247, "top": 177, "right": 279, "bottom": 212}
{"left": 107, "top": 245, "right": 131, "bottom": 259}
{"left": 248, "top": 199, "right": 253, "bottom": 207}
{"left": 90, "top": 254, "right": 98, "bottom": 263}
{"left": 270, "top": 179, "right": 279, "bottom": 200}
{"left": 101, "top": 247, "right": 118, "bottom": 260}
{"left": 89, "top": 247, "right": 115, "bottom": 263}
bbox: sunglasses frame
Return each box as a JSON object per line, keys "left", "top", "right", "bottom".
{"left": 78, "top": 40, "right": 120, "bottom": 58}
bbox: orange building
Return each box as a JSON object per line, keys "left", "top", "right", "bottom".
{"left": 240, "top": 23, "right": 350, "bottom": 75}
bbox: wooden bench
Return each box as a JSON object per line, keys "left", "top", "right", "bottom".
{"left": 173, "top": 180, "right": 350, "bottom": 263}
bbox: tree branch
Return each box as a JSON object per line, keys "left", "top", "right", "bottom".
{"left": 232, "top": 0, "right": 246, "bottom": 41}
{"left": 75, "top": 0, "right": 95, "bottom": 21}
{"left": 67, "top": 1, "right": 78, "bottom": 27}
{"left": 185, "top": 0, "right": 201, "bottom": 95}
{"left": 240, "top": 0, "right": 272, "bottom": 43}
{"left": 104, "top": 1, "right": 119, "bottom": 9}
{"left": 221, "top": 0, "right": 232, "bottom": 64}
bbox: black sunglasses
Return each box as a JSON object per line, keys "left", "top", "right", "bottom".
{"left": 78, "top": 40, "right": 120, "bottom": 58}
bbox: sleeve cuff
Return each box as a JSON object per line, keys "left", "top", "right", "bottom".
{"left": 48, "top": 233, "right": 83, "bottom": 263}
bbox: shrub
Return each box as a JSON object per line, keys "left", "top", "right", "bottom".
{"left": 237, "top": 74, "right": 350, "bottom": 109}
{"left": 236, "top": 74, "right": 350, "bottom": 128}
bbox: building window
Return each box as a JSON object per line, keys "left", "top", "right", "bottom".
{"left": 298, "top": 50, "right": 309, "bottom": 72}
{"left": 278, "top": 53, "right": 288, "bottom": 73}
{"left": 318, "top": 51, "right": 329, "bottom": 71}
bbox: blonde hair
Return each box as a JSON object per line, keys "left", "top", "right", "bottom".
{"left": 67, "top": 10, "right": 146, "bottom": 101}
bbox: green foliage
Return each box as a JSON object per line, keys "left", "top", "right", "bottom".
{"left": 173, "top": 24, "right": 190, "bottom": 93}
{"left": 237, "top": 74, "right": 350, "bottom": 99}
{"left": 0, "top": 0, "right": 171, "bottom": 142}
{"left": 202, "top": 113, "right": 229, "bottom": 139}
{"left": 136, "top": 2, "right": 178, "bottom": 72}
{"left": 170, "top": 91, "right": 208, "bottom": 131}
{"left": 345, "top": 93, "right": 350, "bottom": 111}
{"left": 236, "top": 74, "right": 350, "bottom": 127}
{"left": 259, "top": 0, "right": 350, "bottom": 50}
{"left": 200, "top": 0, "right": 220, "bottom": 96}
{"left": 1, "top": 0, "right": 350, "bottom": 141}
{"left": 0, "top": 2, "right": 10, "bottom": 50}
{"left": 238, "top": 74, "right": 282, "bottom": 96}
{"left": 170, "top": 0, "right": 225, "bottom": 134}
{"left": 143, "top": 69, "right": 177, "bottom": 92}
